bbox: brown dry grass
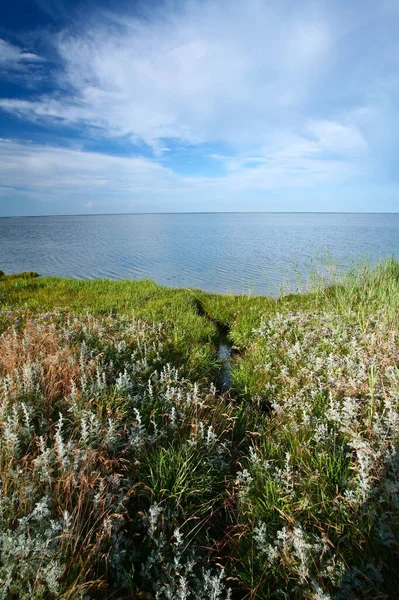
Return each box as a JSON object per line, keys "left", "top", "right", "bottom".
{"left": 0, "top": 320, "right": 80, "bottom": 405}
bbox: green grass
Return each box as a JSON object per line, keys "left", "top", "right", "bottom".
{"left": 0, "top": 258, "right": 399, "bottom": 599}
{"left": 0, "top": 275, "right": 222, "bottom": 382}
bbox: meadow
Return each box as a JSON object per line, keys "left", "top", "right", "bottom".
{"left": 0, "top": 258, "right": 398, "bottom": 599}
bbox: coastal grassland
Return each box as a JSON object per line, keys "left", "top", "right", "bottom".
{"left": 0, "top": 259, "right": 398, "bottom": 599}
{"left": 0, "top": 275, "right": 221, "bottom": 382}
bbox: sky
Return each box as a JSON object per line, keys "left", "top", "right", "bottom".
{"left": 0, "top": 0, "right": 398, "bottom": 216}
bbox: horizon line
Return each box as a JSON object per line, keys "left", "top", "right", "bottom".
{"left": 1, "top": 210, "right": 399, "bottom": 219}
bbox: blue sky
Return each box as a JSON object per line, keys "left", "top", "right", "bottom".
{"left": 0, "top": 0, "right": 398, "bottom": 215}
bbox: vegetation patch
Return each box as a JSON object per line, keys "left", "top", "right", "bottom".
{"left": 0, "top": 259, "right": 398, "bottom": 598}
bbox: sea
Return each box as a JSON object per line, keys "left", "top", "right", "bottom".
{"left": 1, "top": 213, "right": 398, "bottom": 296}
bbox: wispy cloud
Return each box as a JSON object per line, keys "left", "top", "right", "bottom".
{"left": 0, "top": 0, "right": 332, "bottom": 148}
{"left": 0, "top": 134, "right": 370, "bottom": 215}
{"left": 0, "top": 39, "right": 43, "bottom": 69}
{"left": 0, "top": 0, "right": 398, "bottom": 213}
{"left": 0, "top": 138, "right": 178, "bottom": 197}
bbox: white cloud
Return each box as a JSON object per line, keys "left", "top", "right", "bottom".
{"left": 211, "top": 120, "right": 368, "bottom": 184}
{"left": 0, "top": 39, "right": 43, "bottom": 68}
{"left": 0, "top": 0, "right": 332, "bottom": 148}
{"left": 0, "top": 0, "right": 395, "bottom": 211}
{"left": 0, "top": 135, "right": 368, "bottom": 212}
{"left": 307, "top": 121, "right": 368, "bottom": 156}
{"left": 0, "top": 139, "right": 179, "bottom": 198}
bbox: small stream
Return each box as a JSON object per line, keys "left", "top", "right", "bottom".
{"left": 218, "top": 342, "right": 233, "bottom": 391}
{"left": 193, "top": 298, "right": 235, "bottom": 392}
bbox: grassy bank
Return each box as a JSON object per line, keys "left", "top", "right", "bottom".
{"left": 0, "top": 259, "right": 398, "bottom": 599}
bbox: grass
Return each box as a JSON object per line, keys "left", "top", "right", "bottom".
{"left": 0, "top": 258, "right": 398, "bottom": 598}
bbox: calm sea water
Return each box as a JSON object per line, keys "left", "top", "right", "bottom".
{"left": 1, "top": 213, "right": 398, "bottom": 295}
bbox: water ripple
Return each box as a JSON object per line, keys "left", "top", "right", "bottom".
{"left": 1, "top": 213, "right": 398, "bottom": 295}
